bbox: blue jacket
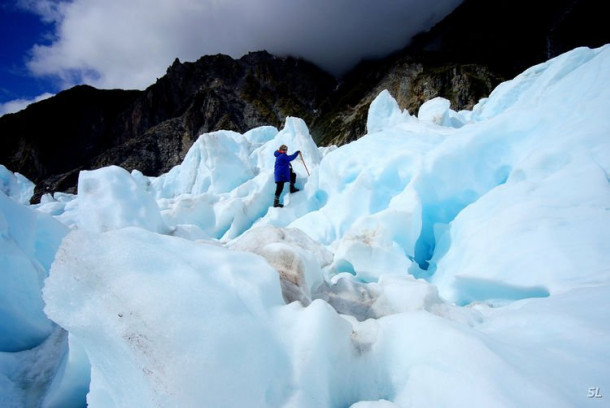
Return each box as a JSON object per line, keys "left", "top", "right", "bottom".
{"left": 274, "top": 150, "right": 300, "bottom": 182}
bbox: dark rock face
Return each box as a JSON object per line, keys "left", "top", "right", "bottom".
{"left": 0, "top": 86, "right": 142, "bottom": 196}
{"left": 96, "top": 52, "right": 337, "bottom": 180}
{"left": 312, "top": 58, "right": 501, "bottom": 146}
{"left": 122, "top": 52, "right": 336, "bottom": 141}
{"left": 407, "top": 0, "right": 609, "bottom": 78}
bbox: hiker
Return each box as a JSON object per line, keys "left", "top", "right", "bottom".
{"left": 273, "top": 144, "right": 300, "bottom": 208}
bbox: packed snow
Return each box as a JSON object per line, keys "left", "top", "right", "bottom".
{"left": 1, "top": 45, "right": 610, "bottom": 407}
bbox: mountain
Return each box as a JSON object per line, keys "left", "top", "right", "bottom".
{"left": 311, "top": 58, "right": 501, "bottom": 147}
{"left": 312, "top": 0, "right": 610, "bottom": 146}
{"left": 0, "top": 50, "right": 505, "bottom": 201}
{"left": 407, "top": 0, "right": 609, "bottom": 78}
{"left": 0, "top": 86, "right": 141, "bottom": 198}
{"left": 0, "top": 52, "right": 336, "bottom": 201}
{"left": 0, "top": 0, "right": 608, "bottom": 202}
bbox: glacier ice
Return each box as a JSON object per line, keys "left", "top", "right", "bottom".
{"left": 1, "top": 45, "right": 610, "bottom": 407}
{"left": 0, "top": 165, "right": 35, "bottom": 205}
{"left": 0, "top": 192, "right": 67, "bottom": 352}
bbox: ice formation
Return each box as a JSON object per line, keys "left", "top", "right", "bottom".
{"left": 1, "top": 45, "right": 609, "bottom": 407}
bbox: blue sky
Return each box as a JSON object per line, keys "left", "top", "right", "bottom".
{"left": 0, "top": 4, "right": 55, "bottom": 106}
{"left": 0, "top": 0, "right": 464, "bottom": 116}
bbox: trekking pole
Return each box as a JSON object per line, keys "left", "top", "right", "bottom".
{"left": 299, "top": 152, "right": 310, "bottom": 176}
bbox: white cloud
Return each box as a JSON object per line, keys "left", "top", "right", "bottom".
{"left": 0, "top": 92, "right": 54, "bottom": 116}
{"left": 24, "top": 0, "right": 463, "bottom": 91}
{"left": 17, "top": 0, "right": 65, "bottom": 23}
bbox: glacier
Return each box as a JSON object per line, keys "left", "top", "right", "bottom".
{"left": 1, "top": 45, "right": 610, "bottom": 407}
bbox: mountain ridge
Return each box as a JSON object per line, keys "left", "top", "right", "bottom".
{"left": 1, "top": 0, "right": 607, "bottom": 202}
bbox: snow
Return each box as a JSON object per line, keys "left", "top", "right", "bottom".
{"left": 1, "top": 45, "right": 610, "bottom": 407}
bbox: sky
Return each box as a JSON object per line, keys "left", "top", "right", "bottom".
{"left": 0, "top": 0, "right": 464, "bottom": 116}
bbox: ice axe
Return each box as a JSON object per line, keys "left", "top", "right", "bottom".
{"left": 299, "top": 152, "right": 310, "bottom": 176}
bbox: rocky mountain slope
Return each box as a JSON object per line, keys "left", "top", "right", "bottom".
{"left": 0, "top": 0, "right": 607, "bottom": 202}
{"left": 311, "top": 58, "right": 500, "bottom": 146}
{"left": 0, "top": 86, "right": 141, "bottom": 198}
{"left": 0, "top": 52, "right": 337, "bottom": 200}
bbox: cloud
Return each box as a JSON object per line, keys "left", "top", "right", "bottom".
{"left": 23, "top": 0, "right": 463, "bottom": 91}
{"left": 0, "top": 92, "right": 54, "bottom": 116}
{"left": 17, "top": 0, "right": 65, "bottom": 23}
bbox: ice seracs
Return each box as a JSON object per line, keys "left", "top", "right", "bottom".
{"left": 0, "top": 191, "right": 67, "bottom": 352}
{"left": 0, "top": 164, "right": 35, "bottom": 205}
{"left": 0, "top": 45, "right": 609, "bottom": 407}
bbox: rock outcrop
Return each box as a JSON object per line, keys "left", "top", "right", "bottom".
{"left": 311, "top": 58, "right": 500, "bottom": 146}
{"left": 0, "top": 86, "right": 142, "bottom": 198}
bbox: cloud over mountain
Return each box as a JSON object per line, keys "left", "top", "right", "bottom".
{"left": 21, "top": 0, "right": 463, "bottom": 90}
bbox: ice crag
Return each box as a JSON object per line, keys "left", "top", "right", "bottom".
{"left": 1, "top": 45, "right": 609, "bottom": 407}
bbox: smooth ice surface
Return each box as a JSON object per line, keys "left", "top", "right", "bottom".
{"left": 44, "top": 227, "right": 291, "bottom": 407}
{"left": 1, "top": 45, "right": 610, "bottom": 407}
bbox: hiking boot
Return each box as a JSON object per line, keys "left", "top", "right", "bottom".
{"left": 290, "top": 186, "right": 300, "bottom": 193}
{"left": 273, "top": 198, "right": 284, "bottom": 208}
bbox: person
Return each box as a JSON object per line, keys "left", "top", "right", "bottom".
{"left": 273, "top": 144, "right": 300, "bottom": 208}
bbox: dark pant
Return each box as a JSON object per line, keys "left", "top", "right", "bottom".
{"left": 275, "top": 170, "right": 297, "bottom": 197}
